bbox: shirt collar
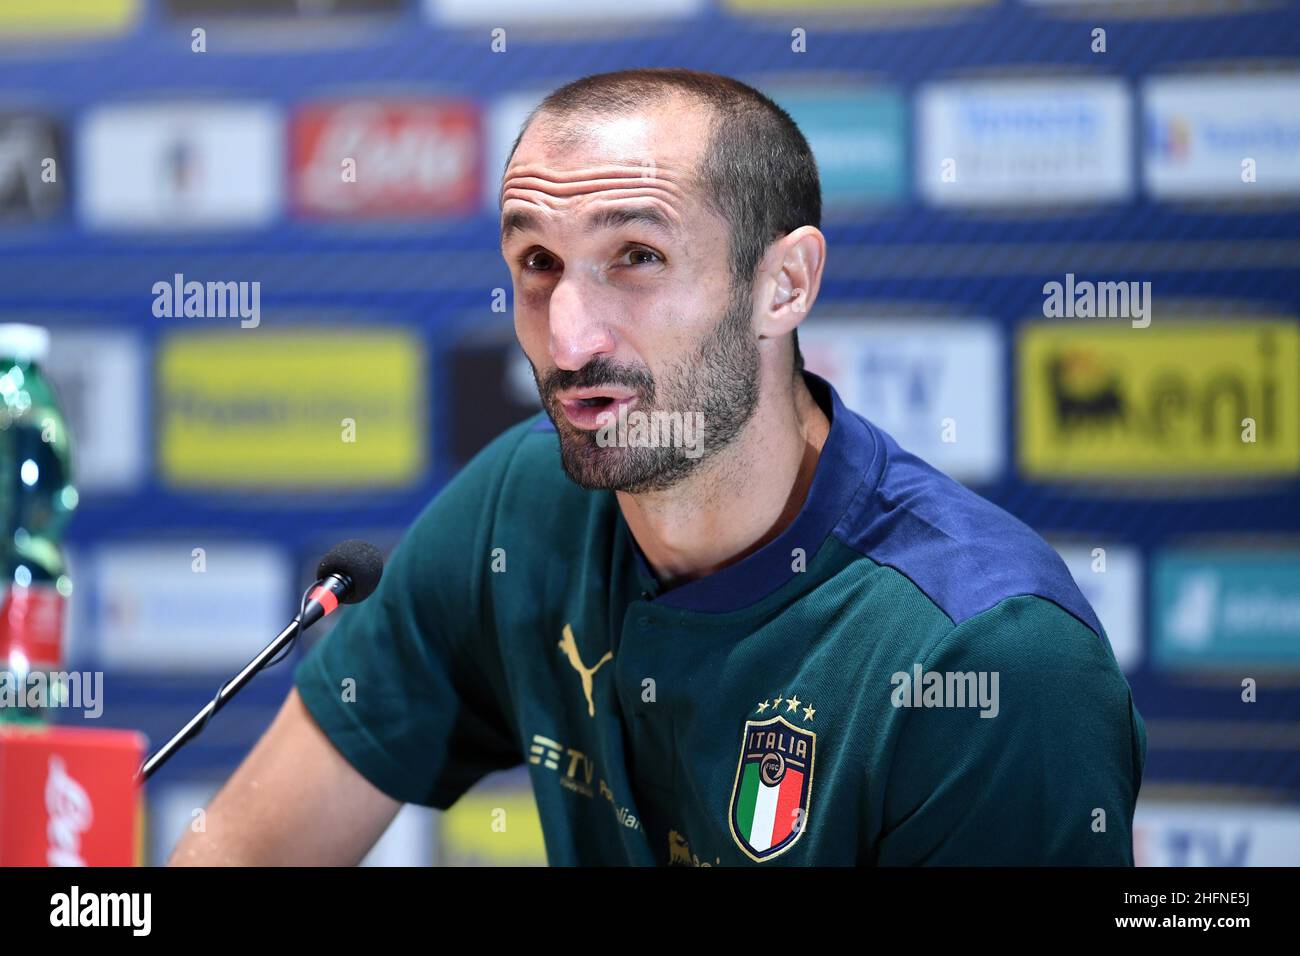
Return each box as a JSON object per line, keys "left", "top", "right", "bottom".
{"left": 623, "top": 370, "right": 881, "bottom": 613}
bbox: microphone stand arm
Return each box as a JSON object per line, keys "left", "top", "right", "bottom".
{"left": 136, "top": 618, "right": 302, "bottom": 784}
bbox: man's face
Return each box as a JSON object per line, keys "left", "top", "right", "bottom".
{"left": 500, "top": 103, "right": 760, "bottom": 493}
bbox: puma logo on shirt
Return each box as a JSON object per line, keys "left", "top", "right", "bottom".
{"left": 558, "top": 623, "right": 613, "bottom": 718}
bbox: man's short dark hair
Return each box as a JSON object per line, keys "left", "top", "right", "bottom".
{"left": 503, "top": 68, "right": 821, "bottom": 376}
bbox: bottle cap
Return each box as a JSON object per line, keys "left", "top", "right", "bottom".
{"left": 0, "top": 324, "right": 50, "bottom": 364}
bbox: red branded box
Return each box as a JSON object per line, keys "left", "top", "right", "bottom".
{"left": 0, "top": 725, "right": 145, "bottom": 867}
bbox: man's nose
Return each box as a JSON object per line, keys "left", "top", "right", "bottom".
{"left": 547, "top": 274, "right": 615, "bottom": 372}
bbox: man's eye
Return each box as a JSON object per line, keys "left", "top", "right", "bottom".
{"left": 517, "top": 248, "right": 660, "bottom": 272}
{"left": 624, "top": 247, "right": 662, "bottom": 267}
{"left": 520, "top": 251, "right": 556, "bottom": 272}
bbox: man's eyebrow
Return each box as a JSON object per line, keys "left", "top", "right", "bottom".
{"left": 501, "top": 205, "right": 680, "bottom": 245}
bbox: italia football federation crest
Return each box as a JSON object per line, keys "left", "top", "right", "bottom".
{"left": 729, "top": 711, "right": 816, "bottom": 861}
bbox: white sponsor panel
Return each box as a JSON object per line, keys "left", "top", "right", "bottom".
{"left": 91, "top": 542, "right": 292, "bottom": 671}
{"left": 79, "top": 102, "right": 282, "bottom": 230}
{"left": 1134, "top": 802, "right": 1300, "bottom": 866}
{"left": 42, "top": 329, "right": 146, "bottom": 494}
{"left": 917, "top": 78, "right": 1131, "bottom": 206}
{"left": 1144, "top": 73, "right": 1300, "bottom": 199}
{"left": 426, "top": 0, "right": 701, "bottom": 25}
{"left": 800, "top": 319, "right": 1003, "bottom": 483}
{"left": 1051, "top": 542, "right": 1142, "bottom": 673}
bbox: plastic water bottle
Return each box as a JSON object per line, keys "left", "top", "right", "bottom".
{"left": 0, "top": 324, "right": 77, "bottom": 724}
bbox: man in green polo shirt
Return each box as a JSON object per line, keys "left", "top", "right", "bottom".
{"left": 169, "top": 68, "right": 1145, "bottom": 867}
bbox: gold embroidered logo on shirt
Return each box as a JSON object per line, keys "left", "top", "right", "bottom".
{"left": 558, "top": 623, "right": 613, "bottom": 718}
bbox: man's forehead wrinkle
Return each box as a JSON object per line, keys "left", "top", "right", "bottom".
{"left": 500, "top": 164, "right": 695, "bottom": 244}
{"left": 500, "top": 197, "right": 688, "bottom": 247}
{"left": 502, "top": 159, "right": 691, "bottom": 189}
{"left": 501, "top": 182, "right": 686, "bottom": 211}
{"left": 502, "top": 197, "right": 680, "bottom": 237}
{"left": 501, "top": 179, "right": 687, "bottom": 210}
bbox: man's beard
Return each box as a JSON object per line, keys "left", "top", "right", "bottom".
{"left": 533, "top": 286, "right": 761, "bottom": 494}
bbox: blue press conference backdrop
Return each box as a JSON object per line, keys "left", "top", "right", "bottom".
{"left": 0, "top": 0, "right": 1297, "bottom": 865}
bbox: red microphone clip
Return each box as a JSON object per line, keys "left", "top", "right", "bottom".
{"left": 307, "top": 584, "right": 340, "bottom": 617}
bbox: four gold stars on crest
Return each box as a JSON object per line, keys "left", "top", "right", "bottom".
{"left": 755, "top": 695, "right": 815, "bottom": 723}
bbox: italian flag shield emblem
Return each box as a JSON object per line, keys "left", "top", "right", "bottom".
{"left": 729, "top": 714, "right": 816, "bottom": 861}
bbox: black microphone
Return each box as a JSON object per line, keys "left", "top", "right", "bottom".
{"left": 299, "top": 539, "right": 385, "bottom": 629}
{"left": 136, "top": 540, "right": 385, "bottom": 784}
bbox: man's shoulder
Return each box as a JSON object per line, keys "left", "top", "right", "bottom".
{"left": 835, "top": 416, "right": 1102, "bottom": 638}
{"left": 480, "top": 411, "right": 562, "bottom": 473}
{"left": 450, "top": 412, "right": 566, "bottom": 491}
{"left": 414, "top": 412, "right": 590, "bottom": 537}
{"left": 382, "top": 411, "right": 591, "bottom": 596}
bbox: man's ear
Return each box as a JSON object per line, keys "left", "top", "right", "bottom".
{"left": 757, "top": 226, "right": 826, "bottom": 341}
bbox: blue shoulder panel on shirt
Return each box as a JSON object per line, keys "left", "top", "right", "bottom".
{"left": 508, "top": 372, "right": 1100, "bottom": 636}
{"left": 835, "top": 415, "right": 1103, "bottom": 637}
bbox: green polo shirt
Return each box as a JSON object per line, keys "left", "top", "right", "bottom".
{"left": 294, "top": 372, "right": 1146, "bottom": 865}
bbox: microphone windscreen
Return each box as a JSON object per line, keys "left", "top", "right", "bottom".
{"left": 316, "top": 540, "right": 385, "bottom": 604}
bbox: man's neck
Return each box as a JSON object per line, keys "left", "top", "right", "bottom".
{"left": 616, "top": 374, "right": 831, "bottom": 589}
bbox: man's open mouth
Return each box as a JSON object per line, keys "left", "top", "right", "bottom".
{"left": 556, "top": 387, "right": 639, "bottom": 431}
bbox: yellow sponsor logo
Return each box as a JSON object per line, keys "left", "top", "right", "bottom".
{"left": 0, "top": 0, "right": 137, "bottom": 36}
{"left": 1018, "top": 320, "right": 1300, "bottom": 479}
{"left": 158, "top": 328, "right": 425, "bottom": 489}
{"left": 439, "top": 788, "right": 547, "bottom": 866}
